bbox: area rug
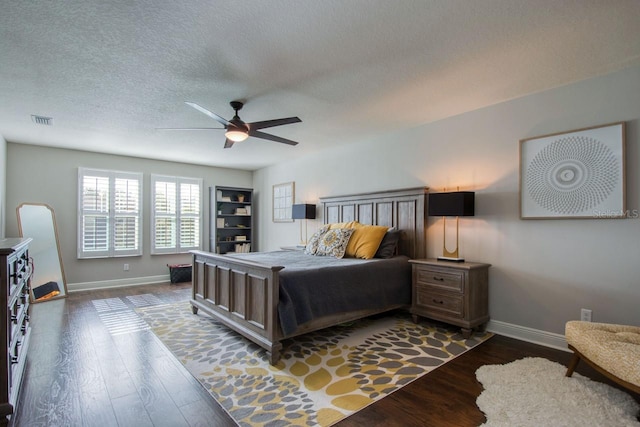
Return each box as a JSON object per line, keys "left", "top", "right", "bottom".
{"left": 476, "top": 357, "right": 640, "bottom": 427}
{"left": 137, "top": 301, "right": 491, "bottom": 427}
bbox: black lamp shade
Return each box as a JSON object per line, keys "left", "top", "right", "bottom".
{"left": 292, "top": 204, "right": 316, "bottom": 220}
{"left": 428, "top": 192, "right": 475, "bottom": 217}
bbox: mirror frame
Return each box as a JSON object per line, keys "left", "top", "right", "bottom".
{"left": 16, "top": 202, "right": 68, "bottom": 303}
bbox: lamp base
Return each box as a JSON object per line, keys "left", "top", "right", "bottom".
{"left": 437, "top": 256, "right": 465, "bottom": 263}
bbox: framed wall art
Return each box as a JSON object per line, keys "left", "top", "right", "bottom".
{"left": 520, "top": 122, "right": 625, "bottom": 219}
{"left": 273, "top": 181, "right": 295, "bottom": 222}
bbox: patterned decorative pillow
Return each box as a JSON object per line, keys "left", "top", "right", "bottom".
{"left": 315, "top": 228, "right": 355, "bottom": 258}
{"left": 304, "top": 224, "right": 330, "bottom": 255}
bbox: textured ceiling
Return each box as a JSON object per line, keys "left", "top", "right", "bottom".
{"left": 1, "top": 0, "right": 640, "bottom": 170}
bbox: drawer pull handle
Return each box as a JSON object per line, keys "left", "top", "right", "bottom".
{"left": 10, "top": 315, "right": 18, "bottom": 324}
{"left": 433, "top": 276, "right": 444, "bottom": 281}
{"left": 432, "top": 299, "right": 444, "bottom": 305}
{"left": 11, "top": 356, "right": 18, "bottom": 364}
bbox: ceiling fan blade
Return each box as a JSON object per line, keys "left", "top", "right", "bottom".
{"left": 156, "top": 127, "right": 224, "bottom": 131}
{"left": 185, "top": 102, "right": 230, "bottom": 127}
{"left": 224, "top": 139, "right": 235, "bottom": 149}
{"left": 248, "top": 117, "right": 301, "bottom": 131}
{"left": 249, "top": 130, "right": 299, "bottom": 146}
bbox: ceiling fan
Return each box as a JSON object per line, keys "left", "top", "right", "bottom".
{"left": 160, "top": 101, "right": 301, "bottom": 148}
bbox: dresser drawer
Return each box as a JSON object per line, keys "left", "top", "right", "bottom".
{"left": 415, "top": 286, "right": 463, "bottom": 318}
{"left": 415, "top": 266, "right": 464, "bottom": 292}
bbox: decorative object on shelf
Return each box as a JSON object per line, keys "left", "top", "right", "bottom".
{"left": 292, "top": 203, "right": 316, "bottom": 246}
{"left": 234, "top": 243, "right": 250, "bottom": 253}
{"left": 520, "top": 122, "right": 625, "bottom": 219}
{"left": 428, "top": 191, "right": 474, "bottom": 262}
{"left": 273, "top": 181, "right": 295, "bottom": 222}
{"left": 237, "top": 194, "right": 245, "bottom": 202}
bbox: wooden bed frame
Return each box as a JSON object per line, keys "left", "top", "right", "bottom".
{"left": 190, "top": 187, "right": 428, "bottom": 364}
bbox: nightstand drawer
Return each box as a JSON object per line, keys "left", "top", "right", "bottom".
{"left": 415, "top": 267, "right": 463, "bottom": 292}
{"left": 415, "top": 286, "right": 463, "bottom": 318}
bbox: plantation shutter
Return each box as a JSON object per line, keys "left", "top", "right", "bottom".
{"left": 153, "top": 180, "right": 177, "bottom": 250}
{"left": 78, "top": 168, "right": 143, "bottom": 258}
{"left": 179, "top": 182, "right": 200, "bottom": 249}
{"left": 114, "top": 177, "right": 141, "bottom": 253}
{"left": 81, "top": 174, "right": 110, "bottom": 255}
{"left": 151, "top": 175, "right": 202, "bottom": 254}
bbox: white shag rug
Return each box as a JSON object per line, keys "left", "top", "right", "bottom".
{"left": 476, "top": 357, "right": 640, "bottom": 427}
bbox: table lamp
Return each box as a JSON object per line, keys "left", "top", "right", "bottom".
{"left": 428, "top": 191, "right": 475, "bottom": 262}
{"left": 292, "top": 204, "right": 316, "bottom": 246}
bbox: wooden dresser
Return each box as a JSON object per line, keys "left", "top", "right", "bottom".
{"left": 0, "top": 238, "right": 32, "bottom": 426}
{"left": 409, "top": 258, "right": 490, "bottom": 338}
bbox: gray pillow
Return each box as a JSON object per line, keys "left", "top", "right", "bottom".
{"left": 374, "top": 229, "right": 402, "bottom": 258}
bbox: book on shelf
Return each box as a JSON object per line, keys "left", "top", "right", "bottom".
{"left": 235, "top": 235, "right": 247, "bottom": 241}
{"left": 235, "top": 207, "right": 247, "bottom": 215}
{"left": 234, "top": 243, "right": 250, "bottom": 253}
{"left": 216, "top": 218, "right": 225, "bottom": 228}
{"left": 245, "top": 205, "right": 251, "bottom": 215}
{"left": 220, "top": 196, "right": 232, "bottom": 202}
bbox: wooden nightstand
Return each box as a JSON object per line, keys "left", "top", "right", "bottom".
{"left": 409, "top": 259, "right": 490, "bottom": 338}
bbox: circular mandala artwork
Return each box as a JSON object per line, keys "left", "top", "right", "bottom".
{"left": 526, "top": 135, "right": 618, "bottom": 214}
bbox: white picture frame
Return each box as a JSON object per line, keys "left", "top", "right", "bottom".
{"left": 520, "top": 122, "right": 625, "bottom": 219}
{"left": 273, "top": 181, "right": 295, "bottom": 222}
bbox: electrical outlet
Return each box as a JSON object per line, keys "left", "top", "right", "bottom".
{"left": 123, "top": 263, "right": 130, "bottom": 271}
{"left": 580, "top": 308, "right": 592, "bottom": 322}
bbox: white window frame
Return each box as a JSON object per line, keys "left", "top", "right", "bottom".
{"left": 77, "top": 167, "right": 143, "bottom": 259}
{"left": 151, "top": 174, "right": 203, "bottom": 254}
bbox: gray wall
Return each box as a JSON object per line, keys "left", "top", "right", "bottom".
{"left": 5, "top": 144, "right": 252, "bottom": 285}
{"left": 254, "top": 64, "right": 640, "bottom": 338}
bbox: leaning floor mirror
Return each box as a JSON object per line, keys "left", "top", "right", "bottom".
{"left": 17, "top": 203, "right": 68, "bottom": 302}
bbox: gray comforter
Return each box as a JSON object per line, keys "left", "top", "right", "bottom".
{"left": 227, "top": 250, "right": 411, "bottom": 335}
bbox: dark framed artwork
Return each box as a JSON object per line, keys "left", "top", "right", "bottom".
{"left": 520, "top": 122, "right": 625, "bottom": 219}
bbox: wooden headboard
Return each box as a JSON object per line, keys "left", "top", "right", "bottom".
{"left": 320, "top": 187, "right": 428, "bottom": 259}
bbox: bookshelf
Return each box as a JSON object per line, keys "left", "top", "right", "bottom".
{"left": 212, "top": 186, "right": 253, "bottom": 254}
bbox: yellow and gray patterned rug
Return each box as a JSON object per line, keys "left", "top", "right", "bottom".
{"left": 137, "top": 301, "right": 492, "bottom": 427}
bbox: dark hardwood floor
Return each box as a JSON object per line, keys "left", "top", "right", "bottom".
{"left": 11, "top": 283, "right": 639, "bottom": 427}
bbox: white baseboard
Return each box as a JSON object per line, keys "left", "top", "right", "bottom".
{"left": 487, "top": 319, "right": 571, "bottom": 352}
{"left": 68, "top": 275, "right": 170, "bottom": 292}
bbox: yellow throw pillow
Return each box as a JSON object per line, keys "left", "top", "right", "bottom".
{"left": 328, "top": 221, "right": 361, "bottom": 229}
{"left": 345, "top": 224, "right": 389, "bottom": 259}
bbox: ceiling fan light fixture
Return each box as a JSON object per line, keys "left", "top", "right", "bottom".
{"left": 225, "top": 129, "right": 249, "bottom": 142}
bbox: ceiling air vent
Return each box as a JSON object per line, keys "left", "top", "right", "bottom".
{"left": 31, "top": 115, "right": 54, "bottom": 126}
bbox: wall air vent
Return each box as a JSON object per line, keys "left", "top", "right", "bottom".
{"left": 31, "top": 115, "right": 54, "bottom": 126}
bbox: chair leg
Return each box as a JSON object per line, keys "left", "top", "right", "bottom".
{"left": 566, "top": 352, "right": 580, "bottom": 377}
